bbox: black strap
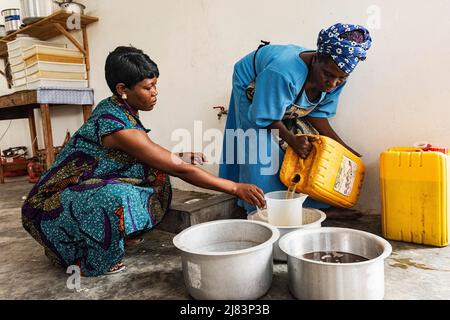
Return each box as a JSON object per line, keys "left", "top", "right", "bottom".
{"left": 252, "top": 40, "right": 270, "bottom": 79}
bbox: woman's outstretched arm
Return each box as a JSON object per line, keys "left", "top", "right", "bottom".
{"left": 102, "top": 129, "right": 266, "bottom": 208}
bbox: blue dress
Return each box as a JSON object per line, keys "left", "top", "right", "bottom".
{"left": 22, "top": 96, "right": 172, "bottom": 276}
{"left": 219, "top": 44, "right": 346, "bottom": 213}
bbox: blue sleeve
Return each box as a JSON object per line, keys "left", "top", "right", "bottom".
{"left": 308, "top": 81, "right": 347, "bottom": 118}
{"left": 247, "top": 69, "right": 296, "bottom": 128}
{"left": 94, "top": 110, "right": 136, "bottom": 144}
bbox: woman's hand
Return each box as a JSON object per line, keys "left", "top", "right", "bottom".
{"left": 233, "top": 183, "right": 266, "bottom": 209}
{"left": 287, "top": 135, "right": 318, "bottom": 159}
{"left": 178, "top": 152, "right": 207, "bottom": 165}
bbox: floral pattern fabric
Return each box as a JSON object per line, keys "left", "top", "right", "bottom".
{"left": 22, "top": 96, "right": 172, "bottom": 277}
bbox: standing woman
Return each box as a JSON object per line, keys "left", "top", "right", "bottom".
{"left": 22, "top": 46, "right": 265, "bottom": 277}
{"left": 219, "top": 23, "right": 372, "bottom": 217}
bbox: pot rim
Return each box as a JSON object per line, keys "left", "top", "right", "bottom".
{"left": 1, "top": 8, "right": 21, "bottom": 15}
{"left": 279, "top": 226, "right": 392, "bottom": 266}
{"left": 173, "top": 219, "right": 280, "bottom": 256}
{"left": 248, "top": 208, "right": 326, "bottom": 229}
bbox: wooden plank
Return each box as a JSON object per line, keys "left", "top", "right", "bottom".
{"left": 28, "top": 110, "right": 38, "bottom": 157}
{"left": 2, "top": 11, "right": 98, "bottom": 42}
{"left": 0, "top": 163, "right": 4, "bottom": 184}
{"left": 53, "top": 23, "right": 87, "bottom": 56}
{"left": 40, "top": 104, "right": 55, "bottom": 168}
{"left": 82, "top": 27, "right": 90, "bottom": 76}
{"left": 82, "top": 105, "right": 93, "bottom": 122}
{"left": 0, "top": 90, "right": 38, "bottom": 109}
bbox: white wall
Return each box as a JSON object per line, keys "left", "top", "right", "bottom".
{"left": 1, "top": 0, "right": 450, "bottom": 214}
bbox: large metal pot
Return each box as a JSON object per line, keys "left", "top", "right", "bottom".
{"left": 20, "top": 0, "right": 54, "bottom": 24}
{"left": 1, "top": 9, "right": 22, "bottom": 34}
{"left": 173, "top": 219, "right": 280, "bottom": 300}
{"left": 248, "top": 208, "right": 326, "bottom": 262}
{"left": 54, "top": 1, "right": 85, "bottom": 15}
{"left": 279, "top": 227, "right": 392, "bottom": 300}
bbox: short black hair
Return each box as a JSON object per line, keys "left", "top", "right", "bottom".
{"left": 105, "top": 46, "right": 159, "bottom": 95}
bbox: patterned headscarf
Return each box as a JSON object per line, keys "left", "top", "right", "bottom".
{"left": 317, "top": 23, "right": 372, "bottom": 74}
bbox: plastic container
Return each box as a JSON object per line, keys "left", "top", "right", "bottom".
{"left": 23, "top": 44, "right": 83, "bottom": 59}
{"left": 380, "top": 147, "right": 449, "bottom": 247}
{"left": 280, "top": 135, "right": 365, "bottom": 208}
{"left": 27, "top": 70, "right": 87, "bottom": 81}
{"left": 248, "top": 207, "right": 326, "bottom": 261}
{"left": 26, "top": 61, "right": 86, "bottom": 74}
{"left": 9, "top": 54, "right": 24, "bottom": 66}
{"left": 11, "top": 61, "right": 26, "bottom": 73}
{"left": 13, "top": 75, "right": 27, "bottom": 86}
{"left": 13, "top": 69, "right": 26, "bottom": 80}
{"left": 6, "top": 36, "right": 65, "bottom": 51}
{"left": 25, "top": 53, "right": 85, "bottom": 66}
{"left": 26, "top": 78, "right": 88, "bottom": 89}
{"left": 260, "top": 190, "right": 308, "bottom": 227}
{"left": 13, "top": 83, "right": 28, "bottom": 92}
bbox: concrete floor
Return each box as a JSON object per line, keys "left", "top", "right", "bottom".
{"left": 1, "top": 176, "right": 450, "bottom": 300}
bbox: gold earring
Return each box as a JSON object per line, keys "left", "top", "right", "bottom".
{"left": 121, "top": 93, "right": 127, "bottom": 100}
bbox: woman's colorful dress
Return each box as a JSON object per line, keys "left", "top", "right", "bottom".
{"left": 22, "top": 96, "right": 172, "bottom": 277}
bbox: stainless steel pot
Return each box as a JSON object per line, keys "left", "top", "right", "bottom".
{"left": 20, "top": 0, "right": 54, "bottom": 24}
{"left": 173, "top": 219, "right": 280, "bottom": 300}
{"left": 54, "top": 1, "right": 85, "bottom": 15}
{"left": 1, "top": 9, "right": 22, "bottom": 34}
{"left": 279, "top": 227, "right": 392, "bottom": 300}
{"left": 248, "top": 208, "right": 326, "bottom": 262}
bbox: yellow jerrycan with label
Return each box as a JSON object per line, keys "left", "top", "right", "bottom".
{"left": 380, "top": 147, "right": 449, "bottom": 247}
{"left": 279, "top": 135, "right": 365, "bottom": 208}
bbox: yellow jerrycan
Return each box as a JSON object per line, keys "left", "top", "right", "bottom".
{"left": 279, "top": 135, "right": 365, "bottom": 208}
{"left": 380, "top": 147, "right": 449, "bottom": 247}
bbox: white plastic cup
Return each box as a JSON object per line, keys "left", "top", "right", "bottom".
{"left": 258, "top": 191, "right": 308, "bottom": 227}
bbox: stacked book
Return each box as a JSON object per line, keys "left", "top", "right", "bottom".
{"left": 7, "top": 36, "right": 88, "bottom": 91}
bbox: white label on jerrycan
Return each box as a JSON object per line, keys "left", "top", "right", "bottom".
{"left": 334, "top": 156, "right": 357, "bottom": 196}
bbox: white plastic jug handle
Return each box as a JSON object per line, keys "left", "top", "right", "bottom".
{"left": 256, "top": 206, "right": 268, "bottom": 221}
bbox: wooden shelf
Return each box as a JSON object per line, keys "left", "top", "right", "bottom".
{"left": 0, "top": 10, "right": 98, "bottom": 58}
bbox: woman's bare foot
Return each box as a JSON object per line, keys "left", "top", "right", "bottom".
{"left": 106, "top": 262, "right": 126, "bottom": 274}
{"left": 125, "top": 237, "right": 144, "bottom": 247}
{"left": 322, "top": 207, "right": 362, "bottom": 220}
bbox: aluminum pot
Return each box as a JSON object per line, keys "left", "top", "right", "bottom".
{"left": 1, "top": 9, "right": 22, "bottom": 34}
{"left": 279, "top": 227, "right": 392, "bottom": 300}
{"left": 55, "top": 1, "right": 85, "bottom": 15}
{"left": 248, "top": 208, "right": 326, "bottom": 262}
{"left": 20, "top": 0, "right": 54, "bottom": 24}
{"left": 173, "top": 219, "right": 280, "bottom": 300}
{"left": 0, "top": 25, "right": 6, "bottom": 37}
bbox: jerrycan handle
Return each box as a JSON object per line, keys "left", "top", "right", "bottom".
{"left": 387, "top": 147, "right": 424, "bottom": 152}
{"left": 289, "top": 134, "right": 320, "bottom": 184}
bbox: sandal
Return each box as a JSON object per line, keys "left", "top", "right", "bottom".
{"left": 106, "top": 262, "right": 126, "bottom": 275}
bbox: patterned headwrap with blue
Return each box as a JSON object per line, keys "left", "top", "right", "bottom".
{"left": 317, "top": 23, "right": 372, "bottom": 74}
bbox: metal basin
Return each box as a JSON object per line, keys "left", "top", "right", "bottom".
{"left": 173, "top": 219, "right": 280, "bottom": 300}
{"left": 248, "top": 208, "right": 326, "bottom": 262}
{"left": 279, "top": 227, "right": 392, "bottom": 300}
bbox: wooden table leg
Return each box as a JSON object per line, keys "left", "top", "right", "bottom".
{"left": 82, "top": 105, "right": 93, "bottom": 122}
{"left": 28, "top": 109, "right": 38, "bottom": 157}
{"left": 0, "top": 163, "right": 4, "bottom": 184}
{"left": 40, "top": 104, "right": 54, "bottom": 168}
